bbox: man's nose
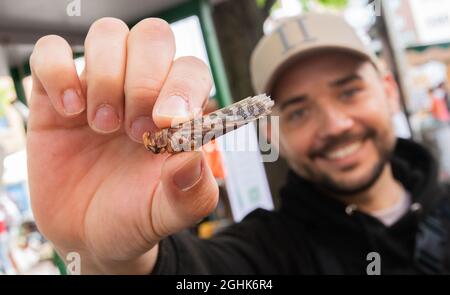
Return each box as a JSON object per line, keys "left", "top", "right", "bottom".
{"left": 317, "top": 105, "right": 354, "bottom": 139}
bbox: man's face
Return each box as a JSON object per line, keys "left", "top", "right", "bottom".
{"left": 271, "top": 51, "right": 399, "bottom": 195}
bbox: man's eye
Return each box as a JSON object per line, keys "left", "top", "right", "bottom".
{"left": 340, "top": 88, "right": 362, "bottom": 100}
{"left": 286, "top": 108, "right": 307, "bottom": 122}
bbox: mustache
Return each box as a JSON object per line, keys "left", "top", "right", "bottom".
{"left": 309, "top": 129, "right": 376, "bottom": 158}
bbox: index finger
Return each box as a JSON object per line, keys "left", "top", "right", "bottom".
{"left": 124, "top": 18, "right": 176, "bottom": 142}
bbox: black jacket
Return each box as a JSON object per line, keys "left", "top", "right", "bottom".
{"left": 152, "top": 139, "right": 450, "bottom": 274}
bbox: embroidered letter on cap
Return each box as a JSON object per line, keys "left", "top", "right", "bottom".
{"left": 275, "top": 16, "right": 316, "bottom": 54}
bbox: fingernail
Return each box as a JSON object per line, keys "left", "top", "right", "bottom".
{"left": 131, "top": 116, "right": 153, "bottom": 142}
{"left": 156, "top": 96, "right": 190, "bottom": 118}
{"left": 92, "top": 104, "right": 120, "bottom": 133}
{"left": 174, "top": 154, "right": 203, "bottom": 191}
{"left": 62, "top": 89, "right": 84, "bottom": 115}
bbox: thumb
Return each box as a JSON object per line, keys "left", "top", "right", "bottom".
{"left": 151, "top": 151, "right": 219, "bottom": 239}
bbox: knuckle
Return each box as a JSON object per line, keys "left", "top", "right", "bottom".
{"left": 168, "top": 76, "right": 196, "bottom": 91}
{"left": 192, "top": 185, "right": 219, "bottom": 218}
{"left": 31, "top": 35, "right": 68, "bottom": 67}
{"left": 176, "top": 56, "right": 207, "bottom": 70}
{"left": 89, "top": 73, "right": 124, "bottom": 91}
{"left": 89, "top": 17, "right": 129, "bottom": 34}
{"left": 37, "top": 64, "right": 72, "bottom": 80}
{"left": 130, "top": 18, "right": 173, "bottom": 40}
{"left": 34, "top": 34, "right": 67, "bottom": 49}
{"left": 174, "top": 56, "right": 212, "bottom": 88}
{"left": 126, "top": 78, "right": 161, "bottom": 101}
{"left": 167, "top": 76, "right": 209, "bottom": 98}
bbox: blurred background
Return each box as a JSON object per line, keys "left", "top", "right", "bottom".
{"left": 0, "top": 0, "right": 449, "bottom": 274}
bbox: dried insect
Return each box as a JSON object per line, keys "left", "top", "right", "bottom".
{"left": 143, "top": 94, "right": 274, "bottom": 154}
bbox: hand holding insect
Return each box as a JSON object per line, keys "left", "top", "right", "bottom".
{"left": 27, "top": 18, "right": 223, "bottom": 274}
{"left": 143, "top": 94, "right": 273, "bottom": 153}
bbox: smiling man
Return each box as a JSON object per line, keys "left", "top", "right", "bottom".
{"left": 248, "top": 13, "right": 450, "bottom": 273}
{"left": 27, "top": 13, "right": 450, "bottom": 275}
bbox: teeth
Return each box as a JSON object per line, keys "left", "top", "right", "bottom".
{"left": 325, "top": 141, "right": 362, "bottom": 160}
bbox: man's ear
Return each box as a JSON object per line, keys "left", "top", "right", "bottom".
{"left": 382, "top": 72, "right": 401, "bottom": 115}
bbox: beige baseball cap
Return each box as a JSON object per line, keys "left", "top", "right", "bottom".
{"left": 250, "top": 13, "right": 381, "bottom": 94}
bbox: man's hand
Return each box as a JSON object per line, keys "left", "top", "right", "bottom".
{"left": 27, "top": 17, "right": 219, "bottom": 274}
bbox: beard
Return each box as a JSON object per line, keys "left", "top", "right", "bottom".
{"left": 299, "top": 128, "right": 396, "bottom": 196}
{"left": 319, "top": 157, "right": 387, "bottom": 195}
